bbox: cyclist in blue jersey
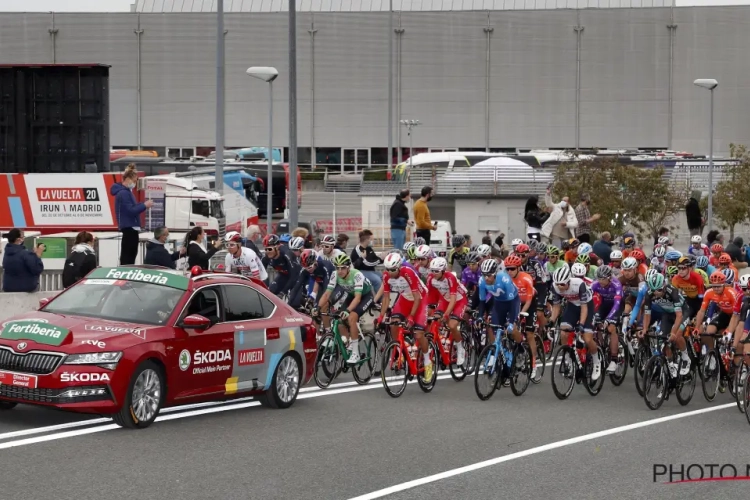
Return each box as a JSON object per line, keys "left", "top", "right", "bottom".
{"left": 289, "top": 249, "right": 335, "bottom": 309}
{"left": 261, "top": 234, "right": 301, "bottom": 296}
{"left": 477, "top": 259, "right": 520, "bottom": 344}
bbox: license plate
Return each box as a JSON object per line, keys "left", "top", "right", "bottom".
{"left": 0, "top": 370, "right": 39, "bottom": 389}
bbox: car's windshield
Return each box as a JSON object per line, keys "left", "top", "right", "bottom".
{"left": 43, "top": 281, "right": 185, "bottom": 326}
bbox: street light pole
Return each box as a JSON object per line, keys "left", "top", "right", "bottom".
{"left": 399, "top": 119, "right": 421, "bottom": 173}
{"left": 387, "top": 0, "right": 393, "bottom": 176}
{"left": 215, "top": 0, "right": 225, "bottom": 236}
{"left": 288, "top": 0, "right": 299, "bottom": 228}
{"left": 694, "top": 78, "right": 718, "bottom": 232}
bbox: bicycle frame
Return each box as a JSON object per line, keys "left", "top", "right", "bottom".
{"left": 426, "top": 317, "right": 455, "bottom": 367}
{"left": 385, "top": 320, "right": 424, "bottom": 378}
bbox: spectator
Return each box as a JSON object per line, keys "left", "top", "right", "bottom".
{"left": 2, "top": 229, "right": 44, "bottom": 293}
{"left": 62, "top": 231, "right": 98, "bottom": 288}
{"left": 493, "top": 232, "right": 505, "bottom": 251}
{"left": 573, "top": 192, "right": 600, "bottom": 244}
{"left": 524, "top": 196, "right": 550, "bottom": 241}
{"left": 414, "top": 186, "right": 437, "bottom": 245}
{"left": 390, "top": 189, "right": 411, "bottom": 250}
{"left": 685, "top": 193, "right": 703, "bottom": 237}
{"left": 592, "top": 231, "right": 614, "bottom": 265}
{"left": 291, "top": 227, "right": 311, "bottom": 249}
{"left": 707, "top": 230, "right": 723, "bottom": 248}
{"left": 110, "top": 163, "right": 153, "bottom": 265}
{"left": 654, "top": 226, "right": 670, "bottom": 246}
{"left": 725, "top": 236, "right": 747, "bottom": 268}
{"left": 542, "top": 190, "right": 579, "bottom": 247}
{"left": 144, "top": 227, "right": 186, "bottom": 269}
{"left": 335, "top": 233, "right": 349, "bottom": 252}
{"left": 464, "top": 234, "right": 472, "bottom": 248}
{"left": 351, "top": 229, "right": 383, "bottom": 293}
{"left": 245, "top": 225, "right": 263, "bottom": 254}
{"left": 185, "top": 226, "right": 222, "bottom": 270}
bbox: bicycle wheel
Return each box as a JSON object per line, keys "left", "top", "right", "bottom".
{"left": 608, "top": 335, "right": 629, "bottom": 387}
{"left": 381, "top": 342, "right": 409, "bottom": 398}
{"left": 584, "top": 347, "right": 606, "bottom": 396}
{"left": 449, "top": 331, "right": 471, "bottom": 382}
{"left": 417, "top": 340, "right": 439, "bottom": 393}
{"left": 701, "top": 350, "right": 721, "bottom": 402}
{"left": 545, "top": 324, "right": 560, "bottom": 362}
{"left": 531, "top": 333, "right": 545, "bottom": 384}
{"left": 735, "top": 364, "right": 748, "bottom": 413}
{"left": 642, "top": 356, "right": 668, "bottom": 410}
{"left": 474, "top": 344, "right": 500, "bottom": 401}
{"left": 676, "top": 357, "right": 697, "bottom": 407}
{"left": 313, "top": 334, "right": 342, "bottom": 389}
{"left": 510, "top": 343, "right": 531, "bottom": 397}
{"left": 633, "top": 344, "right": 651, "bottom": 397}
{"left": 551, "top": 347, "right": 576, "bottom": 400}
{"left": 744, "top": 374, "right": 750, "bottom": 424}
{"left": 352, "top": 333, "right": 377, "bottom": 385}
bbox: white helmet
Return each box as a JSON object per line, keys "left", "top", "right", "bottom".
{"left": 571, "top": 262, "right": 587, "bottom": 278}
{"left": 691, "top": 235, "right": 702, "bottom": 244}
{"left": 577, "top": 243, "right": 593, "bottom": 255}
{"left": 429, "top": 257, "right": 448, "bottom": 272}
{"left": 610, "top": 250, "right": 623, "bottom": 260}
{"left": 476, "top": 244, "right": 491, "bottom": 257}
{"left": 653, "top": 245, "right": 666, "bottom": 258}
{"left": 657, "top": 236, "right": 670, "bottom": 246}
{"left": 511, "top": 238, "right": 523, "bottom": 248}
{"left": 224, "top": 231, "right": 242, "bottom": 243}
{"left": 480, "top": 259, "right": 499, "bottom": 275}
{"left": 645, "top": 268, "right": 659, "bottom": 282}
{"left": 621, "top": 256, "right": 638, "bottom": 270}
{"left": 403, "top": 242, "right": 416, "bottom": 252}
{"left": 383, "top": 252, "right": 403, "bottom": 271}
{"left": 289, "top": 236, "right": 305, "bottom": 250}
{"left": 552, "top": 265, "right": 571, "bottom": 284}
{"left": 739, "top": 274, "right": 750, "bottom": 289}
{"left": 415, "top": 244, "right": 432, "bottom": 259}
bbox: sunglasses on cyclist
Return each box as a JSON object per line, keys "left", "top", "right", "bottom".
{"left": 335, "top": 266, "right": 349, "bottom": 270}
{"left": 516, "top": 253, "right": 528, "bottom": 258}
{"left": 481, "top": 272, "right": 494, "bottom": 277}
{"left": 677, "top": 266, "right": 688, "bottom": 270}
{"left": 505, "top": 267, "right": 518, "bottom": 272}
{"left": 264, "top": 247, "right": 276, "bottom": 252}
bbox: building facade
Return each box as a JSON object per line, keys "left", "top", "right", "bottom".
{"left": 1, "top": 1, "right": 748, "bottom": 169}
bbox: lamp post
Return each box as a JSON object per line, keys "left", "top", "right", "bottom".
{"left": 400, "top": 119, "right": 421, "bottom": 174}
{"left": 694, "top": 78, "right": 718, "bottom": 232}
{"left": 247, "top": 66, "right": 279, "bottom": 234}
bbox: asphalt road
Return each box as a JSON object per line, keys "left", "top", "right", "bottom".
{"left": 0, "top": 364, "right": 748, "bottom": 500}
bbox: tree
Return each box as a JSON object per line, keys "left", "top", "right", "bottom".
{"left": 711, "top": 143, "right": 750, "bottom": 239}
{"left": 620, "top": 165, "right": 687, "bottom": 242}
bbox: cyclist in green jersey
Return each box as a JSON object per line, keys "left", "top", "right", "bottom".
{"left": 576, "top": 253, "right": 598, "bottom": 280}
{"left": 318, "top": 254, "right": 374, "bottom": 364}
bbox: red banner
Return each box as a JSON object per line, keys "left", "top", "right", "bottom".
{"left": 315, "top": 217, "right": 362, "bottom": 234}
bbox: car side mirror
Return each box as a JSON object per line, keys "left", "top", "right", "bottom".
{"left": 39, "top": 297, "right": 51, "bottom": 309}
{"left": 179, "top": 314, "right": 211, "bottom": 330}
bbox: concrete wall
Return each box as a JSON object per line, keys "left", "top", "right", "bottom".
{"left": 1, "top": 7, "right": 749, "bottom": 153}
{"left": 0, "top": 292, "right": 59, "bottom": 323}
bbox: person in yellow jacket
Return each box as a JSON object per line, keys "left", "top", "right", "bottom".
{"left": 413, "top": 186, "right": 437, "bottom": 245}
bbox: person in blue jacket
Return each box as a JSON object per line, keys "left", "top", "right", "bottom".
{"left": 110, "top": 164, "right": 153, "bottom": 265}
{"left": 2, "top": 228, "right": 45, "bottom": 292}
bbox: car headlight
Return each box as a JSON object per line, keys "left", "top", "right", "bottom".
{"left": 64, "top": 352, "right": 123, "bottom": 369}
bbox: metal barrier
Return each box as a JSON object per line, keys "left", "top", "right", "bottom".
{"left": 0, "top": 270, "right": 64, "bottom": 292}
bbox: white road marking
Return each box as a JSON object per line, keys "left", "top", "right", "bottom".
{"left": 346, "top": 403, "right": 737, "bottom": 500}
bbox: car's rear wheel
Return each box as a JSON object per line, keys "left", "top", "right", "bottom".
{"left": 259, "top": 353, "right": 301, "bottom": 409}
{"left": 0, "top": 401, "right": 18, "bottom": 410}
{"left": 112, "top": 361, "right": 164, "bottom": 429}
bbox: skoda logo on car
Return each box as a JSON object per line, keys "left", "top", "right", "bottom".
{"left": 16, "top": 342, "right": 27, "bottom": 351}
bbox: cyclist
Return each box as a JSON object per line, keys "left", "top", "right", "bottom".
{"left": 670, "top": 256, "right": 705, "bottom": 318}
{"left": 414, "top": 244, "right": 433, "bottom": 282}
{"left": 688, "top": 235, "right": 710, "bottom": 257}
{"left": 591, "top": 265, "right": 623, "bottom": 373}
{"left": 261, "top": 234, "right": 301, "bottom": 296}
{"left": 477, "top": 259, "right": 520, "bottom": 346}
{"left": 448, "top": 234, "right": 470, "bottom": 272}
{"left": 545, "top": 245, "right": 565, "bottom": 278}
{"left": 548, "top": 265, "right": 600, "bottom": 380}
{"left": 402, "top": 246, "right": 418, "bottom": 271}
{"left": 717, "top": 253, "right": 739, "bottom": 280}
{"left": 709, "top": 243, "right": 724, "bottom": 268}
{"left": 426, "top": 257, "right": 468, "bottom": 366}
{"left": 650, "top": 244, "right": 666, "bottom": 273}
{"left": 635, "top": 273, "right": 691, "bottom": 376}
{"left": 289, "top": 249, "right": 335, "bottom": 310}
{"left": 695, "top": 255, "right": 714, "bottom": 285}
{"left": 223, "top": 231, "right": 264, "bottom": 280}
{"left": 517, "top": 243, "right": 548, "bottom": 336}
{"left": 505, "top": 254, "right": 540, "bottom": 377}
{"left": 563, "top": 238, "right": 580, "bottom": 265}
{"left": 571, "top": 261, "right": 590, "bottom": 284}
{"left": 511, "top": 238, "right": 524, "bottom": 253}
{"left": 694, "top": 271, "right": 741, "bottom": 360}
{"left": 630, "top": 249, "right": 649, "bottom": 279}
{"left": 575, "top": 253, "right": 597, "bottom": 280}
{"left": 621, "top": 235, "right": 636, "bottom": 259}
{"left": 476, "top": 243, "right": 492, "bottom": 264}
{"left": 461, "top": 251, "right": 482, "bottom": 300}
{"left": 288, "top": 236, "right": 306, "bottom": 262}
{"left": 619, "top": 256, "right": 646, "bottom": 328}
{"left": 727, "top": 274, "right": 750, "bottom": 376}
{"left": 318, "top": 234, "right": 344, "bottom": 262}
{"left": 609, "top": 249, "right": 623, "bottom": 278}
{"left": 318, "top": 254, "right": 374, "bottom": 364}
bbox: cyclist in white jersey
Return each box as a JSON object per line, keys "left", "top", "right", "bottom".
{"left": 318, "top": 234, "right": 344, "bottom": 262}
{"left": 224, "top": 232, "right": 265, "bottom": 280}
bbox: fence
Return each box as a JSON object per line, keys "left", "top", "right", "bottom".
{"left": 0, "top": 270, "right": 64, "bottom": 292}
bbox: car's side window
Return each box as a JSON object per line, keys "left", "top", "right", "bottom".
{"left": 222, "top": 285, "right": 268, "bottom": 322}
{"left": 257, "top": 290, "right": 276, "bottom": 318}
{"left": 185, "top": 288, "right": 221, "bottom": 324}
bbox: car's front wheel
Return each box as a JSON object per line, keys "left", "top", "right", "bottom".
{"left": 259, "top": 353, "right": 301, "bottom": 409}
{"left": 0, "top": 401, "right": 18, "bottom": 410}
{"left": 112, "top": 361, "right": 165, "bottom": 429}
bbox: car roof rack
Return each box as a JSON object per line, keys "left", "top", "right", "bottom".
{"left": 191, "top": 273, "right": 253, "bottom": 283}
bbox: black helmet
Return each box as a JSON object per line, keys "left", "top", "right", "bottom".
{"left": 452, "top": 234, "right": 466, "bottom": 248}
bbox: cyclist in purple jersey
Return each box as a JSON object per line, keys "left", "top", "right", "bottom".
{"left": 461, "top": 252, "right": 482, "bottom": 309}
{"left": 591, "top": 265, "right": 623, "bottom": 373}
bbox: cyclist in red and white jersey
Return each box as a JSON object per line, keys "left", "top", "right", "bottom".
{"left": 426, "top": 257, "right": 468, "bottom": 365}
{"left": 224, "top": 231, "right": 265, "bottom": 280}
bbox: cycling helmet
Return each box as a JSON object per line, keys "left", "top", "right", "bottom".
{"left": 321, "top": 234, "right": 336, "bottom": 246}
{"left": 687, "top": 255, "right": 697, "bottom": 267}
{"left": 279, "top": 233, "right": 292, "bottom": 243}
{"left": 657, "top": 236, "right": 670, "bottom": 246}
{"left": 621, "top": 257, "right": 638, "bottom": 270}
{"left": 515, "top": 243, "right": 530, "bottom": 254}
{"left": 429, "top": 257, "right": 448, "bottom": 272}
{"left": 647, "top": 272, "right": 666, "bottom": 291}
{"left": 476, "top": 244, "right": 492, "bottom": 257}
{"left": 511, "top": 238, "right": 523, "bottom": 249}
{"left": 721, "top": 267, "right": 736, "bottom": 284}
{"left": 677, "top": 256, "right": 691, "bottom": 267}
{"left": 263, "top": 234, "right": 280, "bottom": 247}
{"left": 645, "top": 268, "right": 659, "bottom": 282}
{"left": 575, "top": 253, "right": 590, "bottom": 265}
{"left": 664, "top": 250, "right": 682, "bottom": 261}
{"left": 469, "top": 244, "right": 478, "bottom": 252}
{"left": 610, "top": 249, "right": 623, "bottom": 261}
{"left": 552, "top": 265, "right": 572, "bottom": 284}
{"left": 666, "top": 266, "right": 679, "bottom": 279}
{"left": 596, "top": 265, "right": 613, "bottom": 279}
{"left": 653, "top": 245, "right": 666, "bottom": 258}
{"left": 504, "top": 255, "right": 522, "bottom": 268}
{"left": 537, "top": 242, "right": 548, "bottom": 255}
{"left": 403, "top": 241, "right": 416, "bottom": 252}
{"left": 225, "top": 231, "right": 242, "bottom": 243}
{"left": 414, "top": 236, "right": 427, "bottom": 246}
{"left": 383, "top": 252, "right": 403, "bottom": 271}
{"left": 577, "top": 243, "right": 593, "bottom": 255}
{"left": 739, "top": 274, "right": 750, "bottom": 290}
{"left": 415, "top": 244, "right": 432, "bottom": 259}
{"left": 691, "top": 235, "right": 702, "bottom": 244}
{"left": 719, "top": 253, "right": 732, "bottom": 265}
{"left": 547, "top": 245, "right": 560, "bottom": 256}
{"left": 631, "top": 249, "right": 646, "bottom": 262}
{"left": 561, "top": 240, "right": 571, "bottom": 251}
{"left": 571, "top": 262, "right": 587, "bottom": 278}
{"left": 569, "top": 238, "right": 580, "bottom": 248}
{"left": 480, "top": 259, "right": 499, "bottom": 275}
{"left": 466, "top": 251, "right": 481, "bottom": 264}
{"left": 623, "top": 236, "right": 635, "bottom": 247}
{"left": 711, "top": 243, "right": 724, "bottom": 253}
{"left": 300, "top": 249, "right": 317, "bottom": 267}
{"left": 696, "top": 256, "right": 709, "bottom": 269}
{"left": 405, "top": 246, "right": 418, "bottom": 260}
{"left": 452, "top": 234, "right": 466, "bottom": 248}
{"left": 332, "top": 254, "right": 351, "bottom": 267}
{"left": 289, "top": 236, "right": 305, "bottom": 251}
{"left": 709, "top": 270, "right": 726, "bottom": 285}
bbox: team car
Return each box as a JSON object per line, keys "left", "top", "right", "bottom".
{"left": 0, "top": 265, "right": 316, "bottom": 429}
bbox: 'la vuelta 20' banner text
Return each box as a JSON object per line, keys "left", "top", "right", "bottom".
{"left": 654, "top": 463, "right": 750, "bottom": 483}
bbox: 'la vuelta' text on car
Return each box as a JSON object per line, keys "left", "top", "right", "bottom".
{"left": 0, "top": 265, "right": 316, "bottom": 429}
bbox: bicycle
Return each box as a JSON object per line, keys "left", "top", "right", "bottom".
{"left": 700, "top": 331, "right": 734, "bottom": 402}
{"left": 425, "top": 314, "right": 471, "bottom": 382}
{"left": 551, "top": 329, "right": 605, "bottom": 400}
{"left": 474, "top": 323, "right": 534, "bottom": 400}
{"left": 312, "top": 311, "right": 377, "bottom": 389}
{"left": 596, "top": 319, "right": 628, "bottom": 386}
{"left": 518, "top": 311, "right": 545, "bottom": 384}
{"left": 740, "top": 337, "right": 750, "bottom": 421}
{"left": 380, "top": 319, "right": 438, "bottom": 398}
{"left": 641, "top": 331, "right": 697, "bottom": 410}
{"left": 462, "top": 308, "right": 486, "bottom": 376}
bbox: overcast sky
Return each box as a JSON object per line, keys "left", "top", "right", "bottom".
{"left": 1, "top": 0, "right": 749, "bottom": 12}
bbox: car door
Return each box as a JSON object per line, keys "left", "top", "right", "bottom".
{"left": 220, "top": 284, "right": 281, "bottom": 394}
{"left": 173, "top": 286, "right": 235, "bottom": 399}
